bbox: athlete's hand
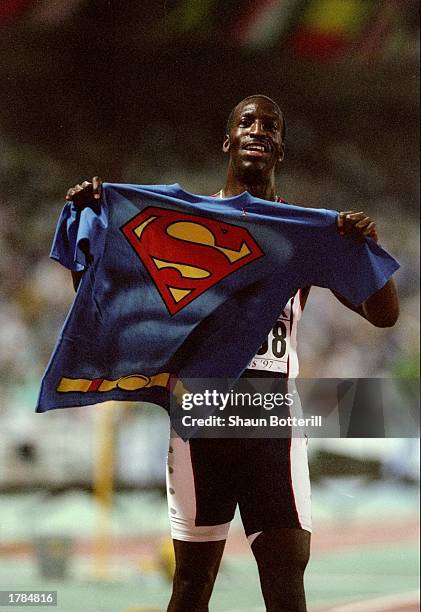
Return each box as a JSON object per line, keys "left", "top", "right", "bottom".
{"left": 336, "top": 211, "right": 378, "bottom": 243}
{"left": 65, "top": 176, "right": 102, "bottom": 209}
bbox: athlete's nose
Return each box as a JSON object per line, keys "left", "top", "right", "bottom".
{"left": 249, "top": 119, "right": 265, "bottom": 136}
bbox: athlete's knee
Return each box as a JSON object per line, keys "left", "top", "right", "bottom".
{"left": 263, "top": 548, "right": 309, "bottom": 579}
{"left": 172, "top": 574, "right": 213, "bottom": 602}
{"left": 172, "top": 551, "right": 220, "bottom": 598}
{"left": 252, "top": 528, "right": 311, "bottom": 573}
{"left": 284, "top": 540, "right": 310, "bottom": 573}
{"left": 173, "top": 562, "right": 219, "bottom": 589}
{"left": 169, "top": 566, "right": 216, "bottom": 611}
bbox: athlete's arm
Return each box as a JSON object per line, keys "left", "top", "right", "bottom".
{"left": 65, "top": 176, "right": 102, "bottom": 291}
{"left": 334, "top": 211, "right": 399, "bottom": 327}
{"left": 331, "top": 280, "right": 399, "bottom": 327}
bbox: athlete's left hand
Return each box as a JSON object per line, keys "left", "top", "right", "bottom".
{"left": 336, "top": 211, "right": 379, "bottom": 242}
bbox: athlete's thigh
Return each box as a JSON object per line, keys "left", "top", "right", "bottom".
{"left": 237, "top": 436, "right": 311, "bottom": 543}
{"left": 166, "top": 436, "right": 240, "bottom": 542}
{"left": 172, "top": 538, "right": 226, "bottom": 577}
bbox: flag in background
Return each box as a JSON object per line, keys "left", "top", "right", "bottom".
{"left": 2, "top": 0, "right": 417, "bottom": 63}
{"left": 289, "top": 0, "right": 374, "bottom": 60}
{"left": 157, "top": 0, "right": 219, "bottom": 40}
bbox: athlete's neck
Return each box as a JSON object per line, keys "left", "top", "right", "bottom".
{"left": 222, "top": 169, "right": 278, "bottom": 201}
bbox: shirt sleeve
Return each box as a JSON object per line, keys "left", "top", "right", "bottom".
{"left": 312, "top": 211, "right": 400, "bottom": 306}
{"left": 50, "top": 200, "right": 108, "bottom": 271}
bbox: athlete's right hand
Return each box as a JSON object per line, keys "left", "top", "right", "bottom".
{"left": 65, "top": 176, "right": 102, "bottom": 208}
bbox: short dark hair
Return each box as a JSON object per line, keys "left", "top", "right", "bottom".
{"left": 226, "top": 95, "right": 286, "bottom": 140}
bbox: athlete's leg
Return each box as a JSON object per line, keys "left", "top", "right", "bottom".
{"left": 167, "top": 539, "right": 226, "bottom": 612}
{"left": 237, "top": 436, "right": 312, "bottom": 611}
{"left": 166, "top": 436, "right": 238, "bottom": 611}
{"left": 251, "top": 527, "right": 311, "bottom": 612}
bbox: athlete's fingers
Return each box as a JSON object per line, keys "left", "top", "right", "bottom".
{"left": 370, "top": 227, "right": 379, "bottom": 242}
{"left": 345, "top": 212, "right": 366, "bottom": 221}
{"left": 364, "top": 221, "right": 377, "bottom": 236}
{"left": 65, "top": 184, "right": 83, "bottom": 200}
{"left": 349, "top": 217, "right": 370, "bottom": 242}
{"left": 337, "top": 211, "right": 369, "bottom": 237}
{"left": 92, "top": 176, "right": 102, "bottom": 199}
{"left": 355, "top": 217, "right": 372, "bottom": 229}
{"left": 65, "top": 187, "right": 75, "bottom": 200}
{"left": 337, "top": 211, "right": 355, "bottom": 234}
{"left": 65, "top": 180, "right": 98, "bottom": 208}
{"left": 339, "top": 212, "right": 376, "bottom": 241}
{"left": 351, "top": 218, "right": 374, "bottom": 242}
{"left": 337, "top": 211, "right": 355, "bottom": 225}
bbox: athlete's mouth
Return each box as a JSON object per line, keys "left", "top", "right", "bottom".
{"left": 243, "top": 142, "right": 270, "bottom": 152}
{"left": 241, "top": 142, "right": 271, "bottom": 158}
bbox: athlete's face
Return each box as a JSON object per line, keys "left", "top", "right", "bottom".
{"left": 223, "top": 99, "right": 285, "bottom": 179}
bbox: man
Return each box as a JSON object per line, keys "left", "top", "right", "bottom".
{"left": 65, "top": 95, "right": 399, "bottom": 611}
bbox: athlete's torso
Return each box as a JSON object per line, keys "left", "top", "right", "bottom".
{"left": 214, "top": 190, "right": 303, "bottom": 379}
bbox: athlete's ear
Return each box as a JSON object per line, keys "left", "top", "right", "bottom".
{"left": 222, "top": 135, "right": 230, "bottom": 153}
{"left": 278, "top": 142, "right": 286, "bottom": 163}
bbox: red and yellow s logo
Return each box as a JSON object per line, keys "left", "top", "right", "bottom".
{"left": 121, "top": 207, "right": 263, "bottom": 314}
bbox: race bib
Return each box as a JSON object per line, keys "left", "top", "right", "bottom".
{"left": 248, "top": 299, "right": 294, "bottom": 374}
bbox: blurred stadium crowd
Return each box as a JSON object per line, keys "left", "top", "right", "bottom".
{"left": 0, "top": 0, "right": 419, "bottom": 489}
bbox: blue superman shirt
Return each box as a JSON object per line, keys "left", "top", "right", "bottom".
{"left": 36, "top": 183, "right": 399, "bottom": 412}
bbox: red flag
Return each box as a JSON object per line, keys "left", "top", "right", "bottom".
{"left": 289, "top": 0, "right": 372, "bottom": 61}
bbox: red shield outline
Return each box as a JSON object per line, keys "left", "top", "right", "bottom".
{"left": 121, "top": 206, "right": 264, "bottom": 315}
